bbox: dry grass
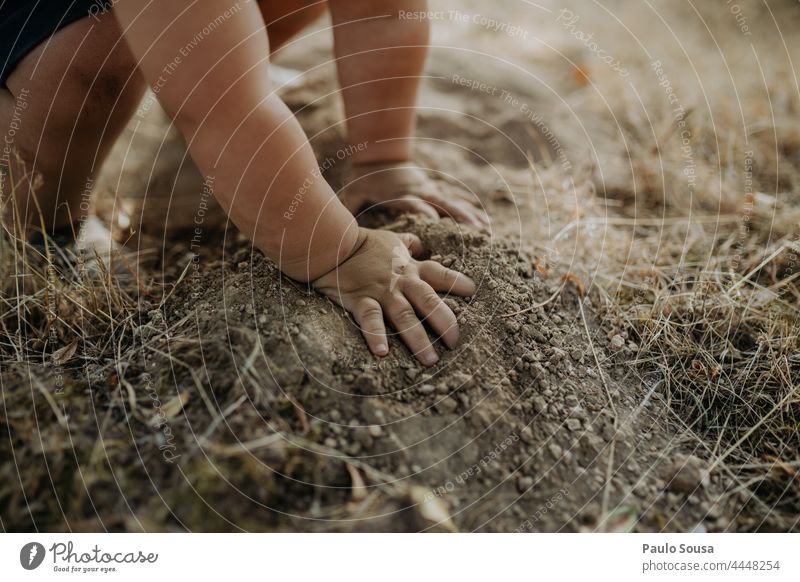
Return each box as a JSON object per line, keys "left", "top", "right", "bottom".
{"left": 535, "top": 0, "right": 800, "bottom": 529}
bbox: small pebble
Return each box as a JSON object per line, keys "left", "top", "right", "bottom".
{"left": 532, "top": 396, "right": 547, "bottom": 413}
{"left": 610, "top": 334, "right": 625, "bottom": 351}
{"left": 520, "top": 426, "right": 535, "bottom": 444}
{"left": 517, "top": 476, "right": 534, "bottom": 492}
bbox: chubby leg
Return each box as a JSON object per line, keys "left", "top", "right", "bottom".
{"left": 97, "top": 0, "right": 328, "bottom": 242}
{"left": 258, "top": 0, "right": 328, "bottom": 51}
{"left": 0, "top": 10, "right": 145, "bottom": 234}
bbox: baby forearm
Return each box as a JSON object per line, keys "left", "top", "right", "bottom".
{"left": 330, "top": 0, "right": 430, "bottom": 165}
{"left": 181, "top": 94, "right": 358, "bottom": 281}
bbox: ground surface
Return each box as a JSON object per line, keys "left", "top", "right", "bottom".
{"left": 1, "top": 0, "right": 798, "bottom": 532}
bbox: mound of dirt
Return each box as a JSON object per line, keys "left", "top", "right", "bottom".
{"left": 146, "top": 215, "right": 732, "bottom": 532}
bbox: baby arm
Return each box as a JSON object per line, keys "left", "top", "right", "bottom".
{"left": 330, "top": 0, "right": 489, "bottom": 227}
{"left": 115, "top": 0, "right": 474, "bottom": 364}
{"left": 116, "top": 0, "right": 355, "bottom": 281}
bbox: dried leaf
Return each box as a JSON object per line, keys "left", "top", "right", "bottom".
{"left": 51, "top": 339, "right": 79, "bottom": 365}
{"left": 150, "top": 390, "right": 189, "bottom": 426}
{"left": 764, "top": 456, "right": 798, "bottom": 478}
{"left": 409, "top": 486, "right": 458, "bottom": 532}
{"left": 346, "top": 463, "right": 367, "bottom": 502}
{"left": 560, "top": 273, "right": 586, "bottom": 296}
{"left": 287, "top": 394, "right": 310, "bottom": 434}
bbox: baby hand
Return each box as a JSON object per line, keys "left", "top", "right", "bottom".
{"left": 340, "top": 162, "right": 490, "bottom": 228}
{"left": 312, "top": 228, "right": 475, "bottom": 366}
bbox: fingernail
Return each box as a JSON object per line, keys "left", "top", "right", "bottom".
{"left": 446, "top": 331, "right": 459, "bottom": 349}
{"left": 423, "top": 352, "right": 439, "bottom": 366}
{"left": 375, "top": 343, "right": 388, "bottom": 356}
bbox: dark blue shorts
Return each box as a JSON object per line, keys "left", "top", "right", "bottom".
{"left": 0, "top": 1, "right": 112, "bottom": 85}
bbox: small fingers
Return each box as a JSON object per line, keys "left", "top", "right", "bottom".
{"left": 419, "top": 261, "right": 476, "bottom": 297}
{"left": 396, "top": 232, "right": 424, "bottom": 258}
{"left": 391, "top": 195, "right": 439, "bottom": 221}
{"left": 419, "top": 260, "right": 477, "bottom": 296}
{"left": 348, "top": 297, "right": 388, "bottom": 356}
{"left": 405, "top": 280, "right": 459, "bottom": 349}
{"left": 417, "top": 184, "right": 489, "bottom": 228}
{"left": 438, "top": 184, "right": 490, "bottom": 226}
{"left": 436, "top": 197, "right": 489, "bottom": 228}
{"left": 442, "top": 183, "right": 477, "bottom": 203}
{"left": 386, "top": 298, "right": 439, "bottom": 367}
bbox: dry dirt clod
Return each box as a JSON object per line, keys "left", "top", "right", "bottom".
{"left": 520, "top": 426, "right": 535, "bottom": 444}
{"left": 354, "top": 373, "right": 381, "bottom": 395}
{"left": 663, "top": 456, "right": 709, "bottom": 494}
{"left": 532, "top": 396, "right": 548, "bottom": 413}
{"left": 435, "top": 397, "right": 458, "bottom": 414}
{"left": 449, "top": 372, "right": 475, "bottom": 390}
